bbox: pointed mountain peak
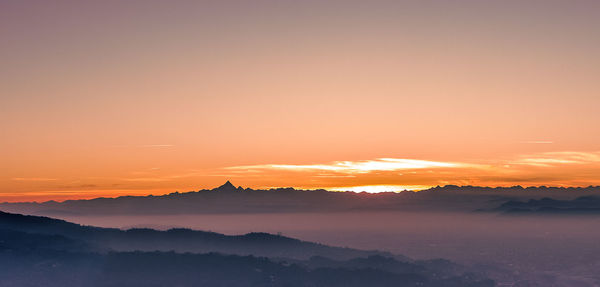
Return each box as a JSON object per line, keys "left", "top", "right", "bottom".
{"left": 214, "top": 180, "right": 237, "bottom": 191}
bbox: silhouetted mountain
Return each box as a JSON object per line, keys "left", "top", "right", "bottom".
{"left": 0, "top": 211, "right": 495, "bottom": 287}
{"left": 216, "top": 180, "right": 243, "bottom": 192}
{"left": 3, "top": 182, "right": 599, "bottom": 216}
{"left": 0, "top": 228, "right": 92, "bottom": 252}
{"left": 0, "top": 210, "right": 399, "bottom": 260}
{"left": 493, "top": 196, "right": 600, "bottom": 215}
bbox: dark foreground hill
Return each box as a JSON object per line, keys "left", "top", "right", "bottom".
{"left": 2, "top": 181, "right": 599, "bottom": 215}
{"left": 0, "top": 210, "right": 494, "bottom": 287}
{"left": 0, "top": 210, "right": 397, "bottom": 260}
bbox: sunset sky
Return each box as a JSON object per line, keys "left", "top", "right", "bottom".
{"left": 1, "top": 0, "right": 599, "bottom": 201}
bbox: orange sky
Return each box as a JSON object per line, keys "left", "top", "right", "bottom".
{"left": 1, "top": 1, "right": 599, "bottom": 202}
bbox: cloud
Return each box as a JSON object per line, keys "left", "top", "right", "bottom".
{"left": 519, "top": 141, "right": 554, "bottom": 144}
{"left": 512, "top": 151, "right": 600, "bottom": 167}
{"left": 122, "top": 178, "right": 170, "bottom": 182}
{"left": 110, "top": 144, "right": 175, "bottom": 148}
{"left": 226, "top": 158, "right": 462, "bottom": 174}
{"left": 12, "top": 178, "right": 57, "bottom": 181}
{"left": 121, "top": 170, "right": 205, "bottom": 182}
{"left": 220, "top": 152, "right": 600, "bottom": 190}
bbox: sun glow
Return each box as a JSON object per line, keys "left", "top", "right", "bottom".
{"left": 329, "top": 185, "right": 430, "bottom": 193}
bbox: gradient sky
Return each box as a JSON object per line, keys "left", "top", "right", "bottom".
{"left": 1, "top": 0, "right": 599, "bottom": 201}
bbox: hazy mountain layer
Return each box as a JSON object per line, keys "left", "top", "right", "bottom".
{"left": 0, "top": 211, "right": 494, "bottom": 287}
{"left": 493, "top": 196, "right": 600, "bottom": 214}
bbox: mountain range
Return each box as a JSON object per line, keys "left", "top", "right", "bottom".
{"left": 2, "top": 181, "right": 599, "bottom": 216}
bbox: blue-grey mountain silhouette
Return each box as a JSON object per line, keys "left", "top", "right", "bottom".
{"left": 493, "top": 196, "right": 600, "bottom": 214}
{"left": 0, "top": 210, "right": 494, "bottom": 287}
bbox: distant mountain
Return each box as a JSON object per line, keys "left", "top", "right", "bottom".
{"left": 493, "top": 196, "right": 600, "bottom": 215}
{"left": 2, "top": 182, "right": 599, "bottom": 215}
{"left": 0, "top": 211, "right": 495, "bottom": 287}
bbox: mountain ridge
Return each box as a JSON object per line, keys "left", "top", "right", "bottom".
{"left": 0, "top": 209, "right": 401, "bottom": 260}
{"left": 2, "top": 182, "right": 600, "bottom": 215}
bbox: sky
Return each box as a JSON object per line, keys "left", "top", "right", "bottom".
{"left": 1, "top": 0, "right": 599, "bottom": 201}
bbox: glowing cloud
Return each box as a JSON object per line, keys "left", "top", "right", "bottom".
{"left": 226, "top": 158, "right": 461, "bottom": 174}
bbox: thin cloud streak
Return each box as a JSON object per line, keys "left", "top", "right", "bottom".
{"left": 512, "top": 151, "right": 600, "bottom": 167}
{"left": 12, "top": 178, "right": 58, "bottom": 181}
{"left": 519, "top": 141, "right": 554, "bottom": 144}
{"left": 121, "top": 171, "right": 205, "bottom": 182}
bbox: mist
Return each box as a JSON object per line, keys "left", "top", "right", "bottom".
{"left": 49, "top": 211, "right": 600, "bottom": 286}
